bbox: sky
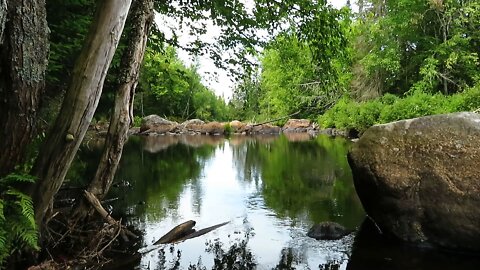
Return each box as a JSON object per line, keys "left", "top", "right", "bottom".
{"left": 155, "top": 0, "right": 352, "bottom": 101}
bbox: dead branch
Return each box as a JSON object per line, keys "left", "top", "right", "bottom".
{"left": 83, "top": 190, "right": 137, "bottom": 241}
{"left": 252, "top": 111, "right": 301, "bottom": 127}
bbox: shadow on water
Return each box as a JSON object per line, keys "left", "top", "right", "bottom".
{"left": 347, "top": 218, "right": 480, "bottom": 270}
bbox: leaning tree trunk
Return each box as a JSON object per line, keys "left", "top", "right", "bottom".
{"left": 0, "top": 0, "right": 49, "bottom": 177}
{"left": 71, "top": 0, "right": 154, "bottom": 222}
{"left": 30, "top": 0, "right": 132, "bottom": 229}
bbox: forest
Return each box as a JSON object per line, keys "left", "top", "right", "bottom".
{"left": 0, "top": 0, "right": 479, "bottom": 268}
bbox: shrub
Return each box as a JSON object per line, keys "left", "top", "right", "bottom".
{"left": 355, "top": 100, "right": 383, "bottom": 132}
{"left": 318, "top": 83, "right": 480, "bottom": 134}
{"left": 379, "top": 90, "right": 448, "bottom": 123}
{"left": 454, "top": 85, "right": 480, "bottom": 111}
{"left": 223, "top": 123, "right": 233, "bottom": 135}
{"left": 133, "top": 115, "right": 143, "bottom": 127}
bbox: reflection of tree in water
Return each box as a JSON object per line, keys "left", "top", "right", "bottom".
{"left": 272, "top": 247, "right": 302, "bottom": 269}
{"left": 231, "top": 137, "right": 266, "bottom": 187}
{"left": 69, "top": 136, "right": 218, "bottom": 221}
{"left": 230, "top": 135, "right": 364, "bottom": 228}
{"left": 155, "top": 230, "right": 256, "bottom": 270}
{"left": 273, "top": 247, "right": 342, "bottom": 270}
{"left": 153, "top": 235, "right": 343, "bottom": 270}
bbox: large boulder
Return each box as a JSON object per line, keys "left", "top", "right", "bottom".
{"left": 140, "top": 115, "right": 178, "bottom": 134}
{"left": 348, "top": 112, "right": 480, "bottom": 251}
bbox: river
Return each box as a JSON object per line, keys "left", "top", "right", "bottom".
{"left": 69, "top": 134, "right": 480, "bottom": 269}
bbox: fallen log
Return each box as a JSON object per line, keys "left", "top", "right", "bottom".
{"left": 177, "top": 221, "right": 229, "bottom": 242}
{"left": 154, "top": 220, "right": 196, "bottom": 245}
{"left": 153, "top": 220, "right": 229, "bottom": 245}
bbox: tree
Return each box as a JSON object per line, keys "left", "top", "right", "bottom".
{"left": 230, "top": 71, "right": 262, "bottom": 120}
{"left": 0, "top": 0, "right": 49, "bottom": 177}
{"left": 350, "top": 0, "right": 480, "bottom": 97}
{"left": 30, "top": 0, "right": 132, "bottom": 228}
{"left": 259, "top": 34, "right": 320, "bottom": 119}
{"left": 138, "top": 46, "right": 231, "bottom": 121}
{"left": 72, "top": 0, "right": 155, "bottom": 221}
{"left": 0, "top": 2, "right": 351, "bottom": 263}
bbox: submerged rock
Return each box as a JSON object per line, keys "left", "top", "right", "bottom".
{"left": 348, "top": 112, "right": 480, "bottom": 251}
{"left": 307, "top": 222, "right": 352, "bottom": 240}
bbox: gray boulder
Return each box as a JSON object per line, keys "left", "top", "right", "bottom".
{"left": 307, "top": 222, "right": 352, "bottom": 240}
{"left": 180, "top": 119, "right": 206, "bottom": 134}
{"left": 248, "top": 124, "right": 281, "bottom": 135}
{"left": 282, "top": 119, "right": 311, "bottom": 133}
{"left": 140, "top": 115, "right": 178, "bottom": 134}
{"left": 348, "top": 112, "right": 480, "bottom": 251}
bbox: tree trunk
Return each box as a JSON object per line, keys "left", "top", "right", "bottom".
{"left": 0, "top": 0, "right": 48, "bottom": 177}
{"left": 71, "top": 0, "right": 154, "bottom": 221}
{"left": 30, "top": 0, "right": 132, "bottom": 229}
{"left": 0, "top": 0, "right": 6, "bottom": 43}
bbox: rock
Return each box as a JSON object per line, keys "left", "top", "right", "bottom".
{"left": 140, "top": 115, "right": 178, "bottom": 134}
{"left": 229, "top": 120, "right": 246, "bottom": 133}
{"left": 307, "top": 222, "right": 352, "bottom": 240}
{"left": 200, "top": 121, "right": 225, "bottom": 135}
{"left": 348, "top": 112, "right": 480, "bottom": 251}
{"left": 179, "top": 119, "right": 206, "bottom": 134}
{"left": 282, "top": 119, "right": 311, "bottom": 133}
{"left": 249, "top": 124, "right": 281, "bottom": 135}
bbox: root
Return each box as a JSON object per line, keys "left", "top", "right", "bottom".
{"left": 33, "top": 192, "right": 141, "bottom": 269}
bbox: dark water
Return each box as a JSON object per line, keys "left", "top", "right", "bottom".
{"left": 70, "top": 134, "right": 480, "bottom": 270}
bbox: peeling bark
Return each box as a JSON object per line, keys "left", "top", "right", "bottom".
{"left": 71, "top": 0, "right": 154, "bottom": 221}
{"left": 30, "top": 0, "right": 131, "bottom": 229}
{"left": 0, "top": 0, "right": 48, "bottom": 177}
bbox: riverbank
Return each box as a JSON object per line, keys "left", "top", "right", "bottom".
{"left": 121, "top": 115, "right": 360, "bottom": 139}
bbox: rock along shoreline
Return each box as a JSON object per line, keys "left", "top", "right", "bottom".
{"left": 128, "top": 114, "right": 357, "bottom": 138}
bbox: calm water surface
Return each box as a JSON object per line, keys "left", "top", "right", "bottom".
{"left": 71, "top": 134, "right": 480, "bottom": 269}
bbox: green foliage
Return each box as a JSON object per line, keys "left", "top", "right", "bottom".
{"left": 223, "top": 123, "right": 232, "bottom": 135}
{"left": 137, "top": 47, "right": 230, "bottom": 121}
{"left": 154, "top": 0, "right": 349, "bottom": 77}
{"left": 232, "top": 27, "right": 350, "bottom": 121}
{"left": 0, "top": 174, "right": 39, "bottom": 266}
{"left": 133, "top": 115, "right": 143, "bottom": 127}
{"left": 351, "top": 0, "right": 480, "bottom": 97}
{"left": 319, "top": 84, "right": 480, "bottom": 133}
{"left": 260, "top": 34, "right": 317, "bottom": 118}
{"left": 229, "top": 72, "right": 262, "bottom": 121}
{"left": 46, "top": 0, "right": 95, "bottom": 86}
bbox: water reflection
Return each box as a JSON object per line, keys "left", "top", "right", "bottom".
{"left": 67, "top": 134, "right": 480, "bottom": 269}
{"left": 100, "top": 134, "right": 363, "bottom": 269}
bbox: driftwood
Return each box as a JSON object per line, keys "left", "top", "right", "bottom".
{"left": 83, "top": 190, "right": 137, "bottom": 241}
{"left": 153, "top": 220, "right": 229, "bottom": 245}
{"left": 252, "top": 111, "right": 300, "bottom": 127}
{"left": 154, "top": 220, "right": 196, "bottom": 245}
{"left": 176, "top": 221, "right": 229, "bottom": 242}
